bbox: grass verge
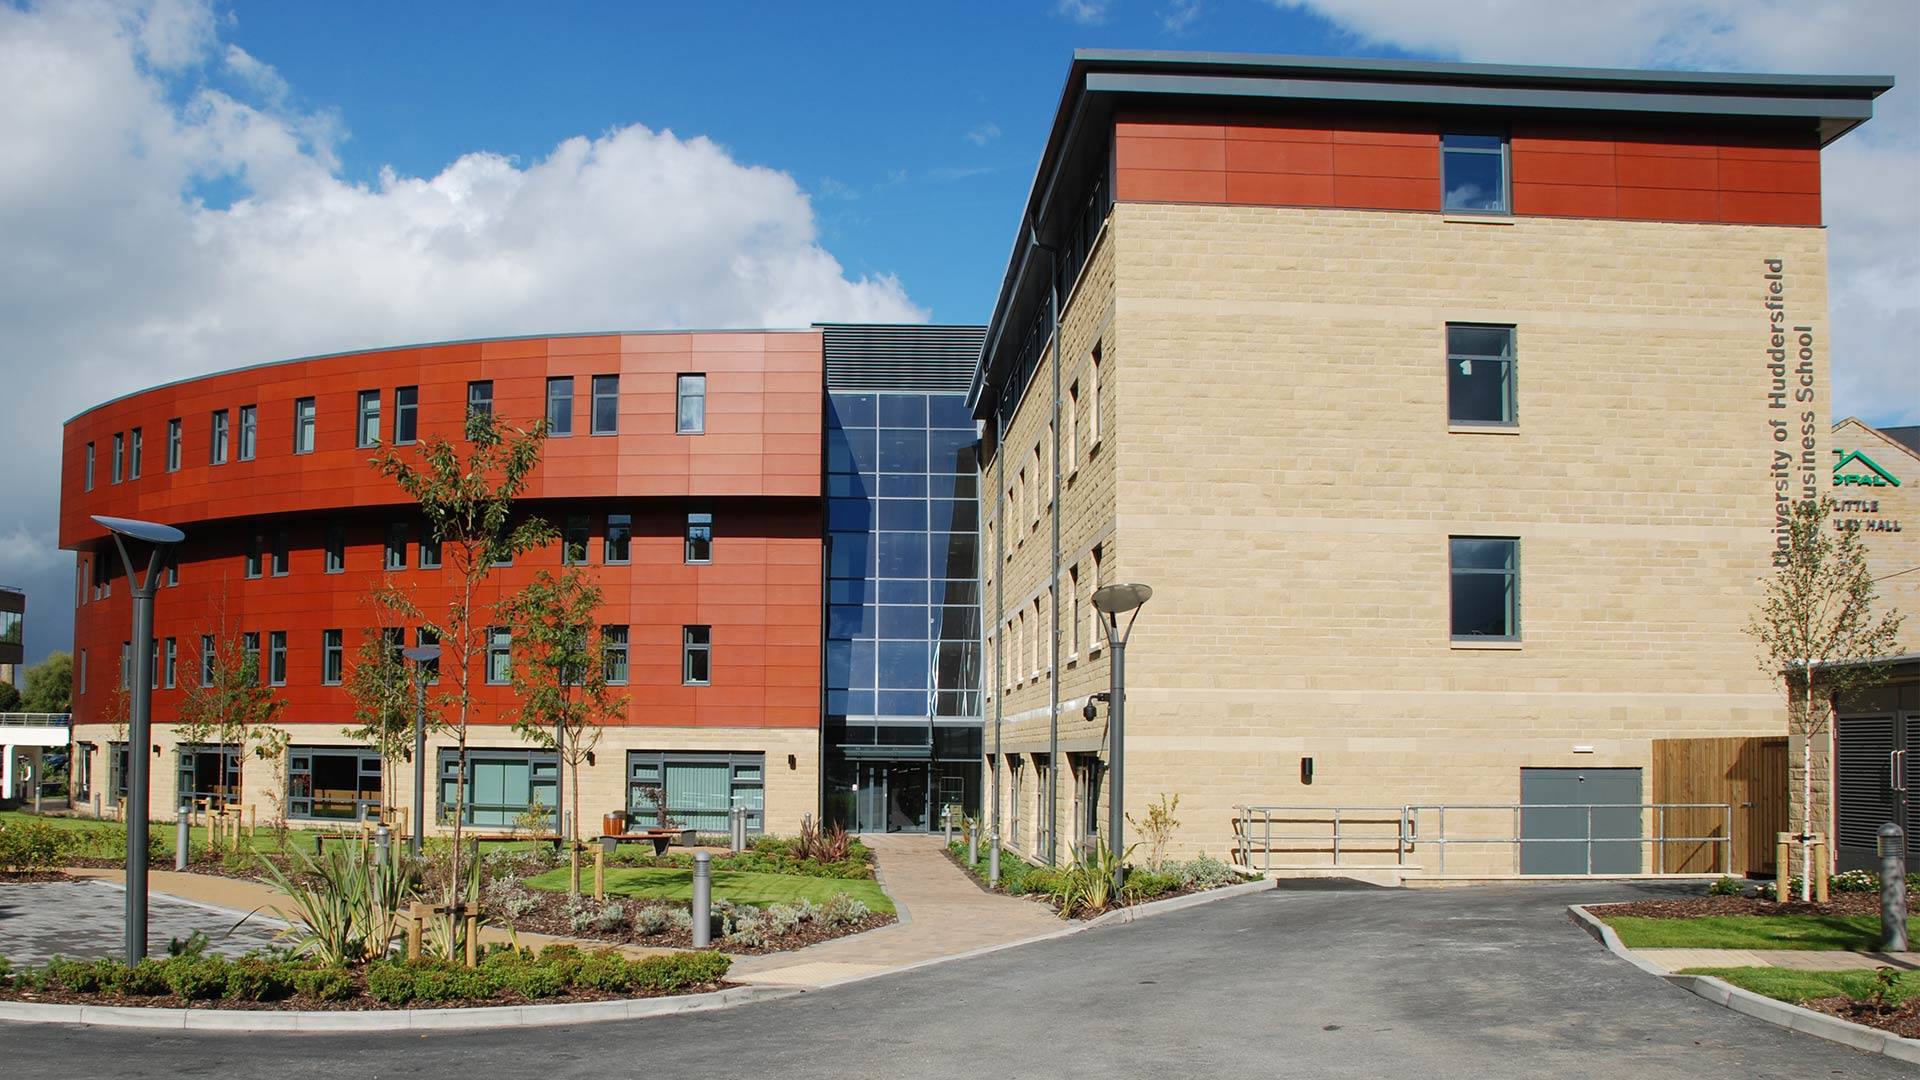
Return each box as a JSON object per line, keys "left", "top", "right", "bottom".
{"left": 1606, "top": 912, "right": 1920, "bottom": 951}
{"left": 1677, "top": 965, "right": 1920, "bottom": 1006}
{"left": 525, "top": 866, "right": 894, "bottom": 914}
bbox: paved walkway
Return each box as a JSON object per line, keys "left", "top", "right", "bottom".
{"left": 728, "top": 833, "right": 1066, "bottom": 987}
{"left": 0, "top": 879, "right": 285, "bottom": 964}
{"left": 1635, "top": 947, "right": 1920, "bottom": 972}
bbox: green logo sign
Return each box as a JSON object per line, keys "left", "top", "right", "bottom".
{"left": 1832, "top": 449, "right": 1901, "bottom": 488}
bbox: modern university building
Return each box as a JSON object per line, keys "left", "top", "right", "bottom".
{"left": 59, "top": 51, "right": 1910, "bottom": 878}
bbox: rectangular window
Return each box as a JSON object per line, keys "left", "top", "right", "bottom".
{"left": 150, "top": 639, "right": 159, "bottom": 690}
{"left": 1075, "top": 754, "right": 1103, "bottom": 845}
{"left": 165, "top": 555, "right": 178, "bottom": 587}
{"left": 73, "top": 742, "right": 93, "bottom": 803}
{"left": 685, "top": 512, "right": 712, "bottom": 564}
{"left": 242, "top": 631, "right": 260, "bottom": 685}
{"left": 591, "top": 374, "right": 619, "bottom": 434}
{"left": 418, "top": 526, "right": 441, "bottom": 569}
{"left": 676, "top": 374, "right": 706, "bottom": 434}
{"left": 210, "top": 409, "right": 229, "bottom": 465}
{"left": 287, "top": 748, "right": 383, "bottom": 821}
{"left": 682, "top": 625, "right": 711, "bottom": 685}
{"left": 129, "top": 427, "right": 142, "bottom": 479}
{"left": 268, "top": 630, "right": 287, "bottom": 686}
{"left": 626, "top": 751, "right": 764, "bottom": 834}
{"left": 200, "top": 635, "right": 215, "bottom": 687}
{"left": 394, "top": 386, "right": 418, "bottom": 444}
{"left": 438, "top": 749, "right": 557, "bottom": 828}
{"left": 293, "top": 397, "right": 316, "bottom": 454}
{"left": 467, "top": 380, "right": 493, "bottom": 424}
{"left": 167, "top": 418, "right": 182, "bottom": 471}
{"left": 416, "top": 626, "right": 440, "bottom": 683}
{"left": 245, "top": 532, "right": 264, "bottom": 579}
{"left": 604, "top": 513, "right": 631, "bottom": 564}
{"left": 1446, "top": 324, "right": 1517, "bottom": 426}
{"left": 486, "top": 626, "right": 511, "bottom": 685}
{"left": 112, "top": 432, "right": 123, "bottom": 483}
{"left": 602, "top": 625, "right": 629, "bottom": 685}
{"left": 563, "top": 514, "right": 589, "bottom": 565}
{"left": 1442, "top": 132, "right": 1509, "bottom": 214}
{"left": 322, "top": 629, "right": 345, "bottom": 684}
{"left": 324, "top": 524, "right": 345, "bottom": 573}
{"left": 177, "top": 745, "right": 242, "bottom": 809}
{"left": 119, "top": 642, "right": 129, "bottom": 689}
{"left": 79, "top": 649, "right": 88, "bottom": 694}
{"left": 1449, "top": 536, "right": 1520, "bottom": 641}
{"left": 545, "top": 376, "right": 573, "bottom": 436}
{"left": 385, "top": 523, "right": 407, "bottom": 570}
{"left": 1088, "top": 545, "right": 1103, "bottom": 652}
{"left": 357, "top": 390, "right": 381, "bottom": 448}
{"left": 270, "top": 530, "right": 289, "bottom": 577}
{"left": 1089, "top": 346, "right": 1102, "bottom": 446}
{"left": 85, "top": 442, "right": 94, "bottom": 490}
{"left": 163, "top": 637, "right": 176, "bottom": 689}
{"left": 1066, "top": 381, "right": 1080, "bottom": 467}
{"left": 238, "top": 404, "right": 257, "bottom": 461}
{"left": 1068, "top": 566, "right": 1081, "bottom": 656}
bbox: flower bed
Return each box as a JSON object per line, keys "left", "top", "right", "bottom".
{"left": 485, "top": 883, "right": 893, "bottom": 954}
{"left": 945, "top": 841, "right": 1255, "bottom": 919}
{"left": 0, "top": 944, "right": 730, "bottom": 1010}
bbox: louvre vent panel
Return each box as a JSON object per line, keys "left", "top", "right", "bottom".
{"left": 1836, "top": 716, "right": 1896, "bottom": 850}
{"left": 820, "top": 324, "right": 986, "bottom": 393}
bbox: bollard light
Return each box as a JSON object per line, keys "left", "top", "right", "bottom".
{"left": 175, "top": 802, "right": 190, "bottom": 873}
{"left": 692, "top": 850, "right": 713, "bottom": 948}
{"left": 375, "top": 824, "right": 392, "bottom": 869}
{"left": 1881, "top": 823, "right": 1908, "bottom": 952}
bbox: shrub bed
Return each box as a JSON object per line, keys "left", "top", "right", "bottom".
{"left": 945, "top": 841, "right": 1253, "bottom": 918}
{"left": 483, "top": 884, "right": 893, "bottom": 954}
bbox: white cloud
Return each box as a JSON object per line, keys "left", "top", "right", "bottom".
{"left": 1055, "top": 0, "right": 1109, "bottom": 26}
{"left": 1161, "top": 0, "right": 1204, "bottom": 33}
{"left": 1272, "top": 0, "right": 1920, "bottom": 430}
{"left": 0, "top": 0, "right": 925, "bottom": 663}
{"left": 965, "top": 122, "right": 1002, "bottom": 147}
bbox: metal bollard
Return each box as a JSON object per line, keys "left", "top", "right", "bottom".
{"left": 989, "top": 829, "right": 1001, "bottom": 887}
{"left": 943, "top": 806, "right": 953, "bottom": 846}
{"left": 175, "top": 803, "right": 190, "bottom": 871}
{"left": 692, "top": 851, "right": 712, "bottom": 948}
{"left": 1881, "top": 823, "right": 1908, "bottom": 952}
{"left": 374, "top": 824, "right": 391, "bottom": 868}
{"left": 968, "top": 824, "right": 978, "bottom": 866}
{"left": 730, "top": 806, "right": 746, "bottom": 855}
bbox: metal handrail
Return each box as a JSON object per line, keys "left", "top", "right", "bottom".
{"left": 1235, "top": 802, "right": 1734, "bottom": 876}
{"left": 0, "top": 713, "right": 71, "bottom": 727}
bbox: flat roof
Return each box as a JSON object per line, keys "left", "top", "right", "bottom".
{"left": 969, "top": 50, "right": 1896, "bottom": 416}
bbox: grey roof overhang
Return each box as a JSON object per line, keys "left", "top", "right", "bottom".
{"left": 967, "top": 50, "right": 1895, "bottom": 418}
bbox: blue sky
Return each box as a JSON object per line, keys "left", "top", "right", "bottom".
{"left": 0, "top": 0, "right": 1913, "bottom": 668}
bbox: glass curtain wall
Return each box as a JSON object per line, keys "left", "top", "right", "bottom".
{"left": 824, "top": 392, "right": 983, "bottom": 831}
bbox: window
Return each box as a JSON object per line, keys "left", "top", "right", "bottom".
{"left": 293, "top": 397, "right": 316, "bottom": 454}
{"left": 268, "top": 631, "right": 287, "bottom": 685}
{"left": 1446, "top": 324, "right": 1517, "bottom": 426}
{"left": 242, "top": 632, "right": 261, "bottom": 684}
{"left": 1074, "top": 754, "right": 1103, "bottom": 846}
{"left": 604, "top": 513, "right": 631, "bottom": 564}
{"left": 467, "top": 380, "right": 493, "bottom": 424}
{"left": 1442, "top": 132, "right": 1509, "bottom": 214}
{"left": 1088, "top": 545, "right": 1104, "bottom": 653}
{"left": 112, "top": 432, "right": 124, "bottom": 483}
{"left": 439, "top": 749, "right": 557, "bottom": 828}
{"left": 129, "top": 427, "right": 142, "bottom": 479}
{"left": 79, "top": 649, "right": 88, "bottom": 694}
{"left": 486, "top": 626, "right": 511, "bottom": 685}
{"left": 200, "top": 635, "right": 215, "bottom": 687}
{"left": 394, "top": 386, "right": 418, "bottom": 444}
{"left": 418, "top": 526, "right": 441, "bottom": 569}
{"left": 270, "top": 530, "right": 289, "bottom": 577}
{"left": 685, "top": 512, "right": 712, "bottom": 564}
{"left": 166, "top": 418, "right": 181, "bottom": 471}
{"left": 676, "top": 374, "right": 706, "bottom": 434}
{"left": 322, "top": 629, "right": 345, "bottom": 684}
{"left": 84, "top": 442, "right": 95, "bottom": 490}
{"left": 149, "top": 639, "right": 158, "bottom": 689}
{"left": 682, "top": 625, "right": 711, "bottom": 685}
{"left": 165, "top": 556, "right": 178, "bottom": 587}
{"left": 1009, "top": 758, "right": 1023, "bottom": 848}
{"left": 357, "top": 390, "right": 381, "bottom": 448}
{"left": 210, "top": 408, "right": 230, "bottom": 465}
{"left": 164, "top": 637, "right": 176, "bottom": 689}
{"left": 177, "top": 745, "right": 241, "bottom": 809}
{"left": 324, "top": 525, "right": 345, "bottom": 573}
{"left": 288, "top": 748, "right": 382, "bottom": 821}
{"left": 1066, "top": 381, "right": 1080, "bottom": 467}
{"left": 109, "top": 743, "right": 129, "bottom": 802}
{"left": 72, "top": 742, "right": 94, "bottom": 803}
{"left": 627, "top": 751, "right": 763, "bottom": 833}
{"left": 385, "top": 523, "right": 407, "bottom": 570}
{"left": 591, "top": 374, "right": 619, "bottom": 434}
{"left": 245, "top": 532, "right": 264, "bottom": 578}
{"left": 603, "top": 625, "right": 629, "bottom": 685}
{"left": 545, "top": 377, "right": 573, "bottom": 436}
{"left": 1068, "top": 565, "right": 1081, "bottom": 656}
{"left": 238, "top": 404, "right": 257, "bottom": 461}
{"left": 1030, "top": 446, "right": 1041, "bottom": 526}
{"left": 1449, "top": 537, "right": 1519, "bottom": 641}
{"left": 416, "top": 627, "right": 440, "bottom": 683}
{"left": 563, "top": 515, "right": 589, "bottom": 565}
{"left": 1089, "top": 345, "right": 1102, "bottom": 446}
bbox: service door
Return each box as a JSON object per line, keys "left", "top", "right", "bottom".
{"left": 1520, "top": 768, "right": 1643, "bottom": 875}
{"left": 1835, "top": 679, "right": 1920, "bottom": 873}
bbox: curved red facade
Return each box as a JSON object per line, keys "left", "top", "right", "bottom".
{"left": 62, "top": 331, "right": 824, "bottom": 738}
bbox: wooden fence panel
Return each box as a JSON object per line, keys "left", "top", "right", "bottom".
{"left": 1652, "top": 737, "right": 1788, "bottom": 876}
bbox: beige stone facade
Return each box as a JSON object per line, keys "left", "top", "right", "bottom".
{"left": 1829, "top": 418, "right": 1920, "bottom": 656}
{"left": 984, "top": 201, "right": 1836, "bottom": 875}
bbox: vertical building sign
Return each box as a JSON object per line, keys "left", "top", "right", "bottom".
{"left": 1765, "top": 257, "right": 1819, "bottom": 566}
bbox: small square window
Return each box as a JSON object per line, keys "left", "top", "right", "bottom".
{"left": 1442, "top": 133, "right": 1509, "bottom": 214}
{"left": 1446, "top": 324, "right": 1517, "bottom": 426}
{"left": 1449, "top": 536, "right": 1519, "bottom": 640}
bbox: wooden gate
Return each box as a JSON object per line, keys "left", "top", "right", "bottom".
{"left": 1651, "top": 737, "right": 1787, "bottom": 876}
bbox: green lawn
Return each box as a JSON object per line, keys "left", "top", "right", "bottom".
{"left": 1606, "top": 912, "right": 1919, "bottom": 951}
{"left": 1679, "top": 966, "right": 1920, "bottom": 1005}
{"left": 1, "top": 808, "right": 305, "bottom": 856}
{"left": 527, "top": 865, "right": 894, "bottom": 914}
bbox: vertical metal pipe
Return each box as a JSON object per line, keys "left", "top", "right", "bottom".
{"left": 412, "top": 670, "right": 427, "bottom": 859}
{"left": 1045, "top": 251, "right": 1062, "bottom": 868}
{"left": 1107, "top": 636, "right": 1125, "bottom": 896}
{"left": 123, "top": 548, "right": 159, "bottom": 964}
{"left": 991, "top": 396, "right": 1006, "bottom": 884}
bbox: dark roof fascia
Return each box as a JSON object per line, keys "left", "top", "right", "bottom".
{"left": 968, "top": 50, "right": 1894, "bottom": 418}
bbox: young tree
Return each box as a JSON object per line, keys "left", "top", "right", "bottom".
{"left": 176, "top": 631, "right": 285, "bottom": 810}
{"left": 18, "top": 651, "right": 72, "bottom": 714}
{"left": 1747, "top": 496, "right": 1905, "bottom": 900}
{"left": 499, "top": 567, "right": 626, "bottom": 892}
{"left": 341, "top": 618, "right": 422, "bottom": 816}
{"left": 371, "top": 408, "right": 552, "bottom": 885}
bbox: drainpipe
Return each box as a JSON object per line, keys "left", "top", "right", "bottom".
{"left": 1032, "top": 230, "right": 1063, "bottom": 868}
{"left": 990, "top": 401, "right": 1006, "bottom": 883}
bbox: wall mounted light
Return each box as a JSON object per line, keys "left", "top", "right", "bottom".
{"left": 788, "top": 754, "right": 797, "bottom": 770}
{"left": 1300, "top": 757, "right": 1314, "bottom": 785}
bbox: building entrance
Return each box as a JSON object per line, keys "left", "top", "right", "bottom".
{"left": 854, "top": 762, "right": 930, "bottom": 832}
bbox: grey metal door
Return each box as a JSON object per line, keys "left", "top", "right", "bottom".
{"left": 1520, "top": 768, "right": 1643, "bottom": 874}
{"left": 1834, "top": 694, "right": 1920, "bottom": 873}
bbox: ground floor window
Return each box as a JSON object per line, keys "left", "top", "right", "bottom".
{"left": 176, "top": 744, "right": 242, "bottom": 809}
{"left": 289, "top": 747, "right": 382, "bottom": 821}
{"left": 1073, "top": 753, "right": 1103, "bottom": 848}
{"left": 72, "top": 742, "right": 95, "bottom": 803}
{"left": 627, "top": 751, "right": 764, "bottom": 834}
{"left": 108, "top": 742, "right": 129, "bottom": 803}
{"left": 1032, "top": 754, "right": 1051, "bottom": 859}
{"left": 1009, "top": 756, "right": 1023, "bottom": 848}
{"left": 438, "top": 749, "right": 557, "bottom": 829}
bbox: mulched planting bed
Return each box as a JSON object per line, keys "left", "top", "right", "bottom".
{"left": 1591, "top": 894, "right": 1894, "bottom": 920}
{"left": 499, "top": 891, "right": 895, "bottom": 955}
{"left": 0, "top": 870, "right": 72, "bottom": 883}
{"left": 939, "top": 845, "right": 1250, "bottom": 918}
{"left": 1800, "top": 996, "right": 1920, "bottom": 1040}
{"left": 0, "top": 981, "right": 730, "bottom": 1011}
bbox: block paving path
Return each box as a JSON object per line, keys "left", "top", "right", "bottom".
{"left": 729, "top": 832, "right": 1066, "bottom": 987}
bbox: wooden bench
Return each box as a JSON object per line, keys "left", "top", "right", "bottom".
{"left": 598, "top": 828, "right": 695, "bottom": 856}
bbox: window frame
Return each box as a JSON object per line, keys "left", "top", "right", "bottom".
{"left": 1441, "top": 132, "right": 1511, "bottom": 215}
{"left": 128, "top": 427, "right": 142, "bottom": 479}
{"left": 166, "top": 418, "right": 182, "bottom": 472}
{"left": 1445, "top": 323, "right": 1518, "bottom": 428}
{"left": 466, "top": 380, "right": 494, "bottom": 425}
{"left": 562, "top": 514, "right": 590, "bottom": 566}
{"left": 544, "top": 376, "right": 573, "bottom": 436}
{"left": 238, "top": 403, "right": 257, "bottom": 462}
{"left": 437, "top": 748, "right": 557, "bottom": 828}
{"left": 357, "top": 390, "right": 381, "bottom": 449}
{"left": 287, "top": 747, "right": 384, "bottom": 822}
{"left": 486, "top": 626, "right": 512, "bottom": 685}
{"left": 270, "top": 530, "right": 289, "bottom": 577}
{"left": 625, "top": 750, "right": 764, "bottom": 833}
{"left": 321, "top": 629, "right": 345, "bottom": 685}
{"left": 590, "top": 374, "right": 619, "bottom": 435}
{"left": 684, "top": 512, "right": 713, "bottom": 564}
{"left": 210, "top": 409, "right": 230, "bottom": 465}
{"left": 676, "top": 373, "right": 706, "bottom": 435}
{"left": 293, "top": 397, "right": 316, "bottom": 454}
{"left": 324, "top": 524, "right": 346, "bottom": 574}
{"left": 604, "top": 512, "right": 631, "bottom": 564}
{"left": 267, "top": 630, "right": 287, "bottom": 686}
{"left": 245, "top": 533, "right": 264, "bottom": 579}
{"left": 393, "top": 385, "right": 419, "bottom": 445}
{"left": 682, "top": 625, "right": 711, "bottom": 686}
{"left": 602, "top": 625, "right": 629, "bottom": 685}
{"left": 85, "top": 441, "right": 95, "bottom": 491}
{"left": 1448, "top": 535, "right": 1521, "bottom": 643}
{"left": 385, "top": 523, "right": 408, "bottom": 571}
{"left": 111, "top": 432, "right": 123, "bottom": 484}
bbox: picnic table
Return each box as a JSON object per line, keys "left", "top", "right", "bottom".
{"left": 598, "top": 827, "right": 695, "bottom": 856}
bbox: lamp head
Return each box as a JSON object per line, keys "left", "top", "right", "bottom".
{"left": 1091, "top": 582, "right": 1152, "bottom": 616}
{"left": 92, "top": 515, "right": 184, "bottom": 546}
{"left": 402, "top": 645, "right": 442, "bottom": 664}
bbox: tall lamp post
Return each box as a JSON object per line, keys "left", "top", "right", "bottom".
{"left": 1091, "top": 582, "right": 1151, "bottom": 897}
{"left": 401, "top": 644, "right": 440, "bottom": 858}
{"left": 93, "top": 515, "right": 185, "bottom": 965}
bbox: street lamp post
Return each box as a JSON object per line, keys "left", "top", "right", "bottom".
{"left": 1092, "top": 582, "right": 1151, "bottom": 898}
{"left": 401, "top": 645, "right": 441, "bottom": 859}
{"left": 93, "top": 515, "right": 185, "bottom": 965}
